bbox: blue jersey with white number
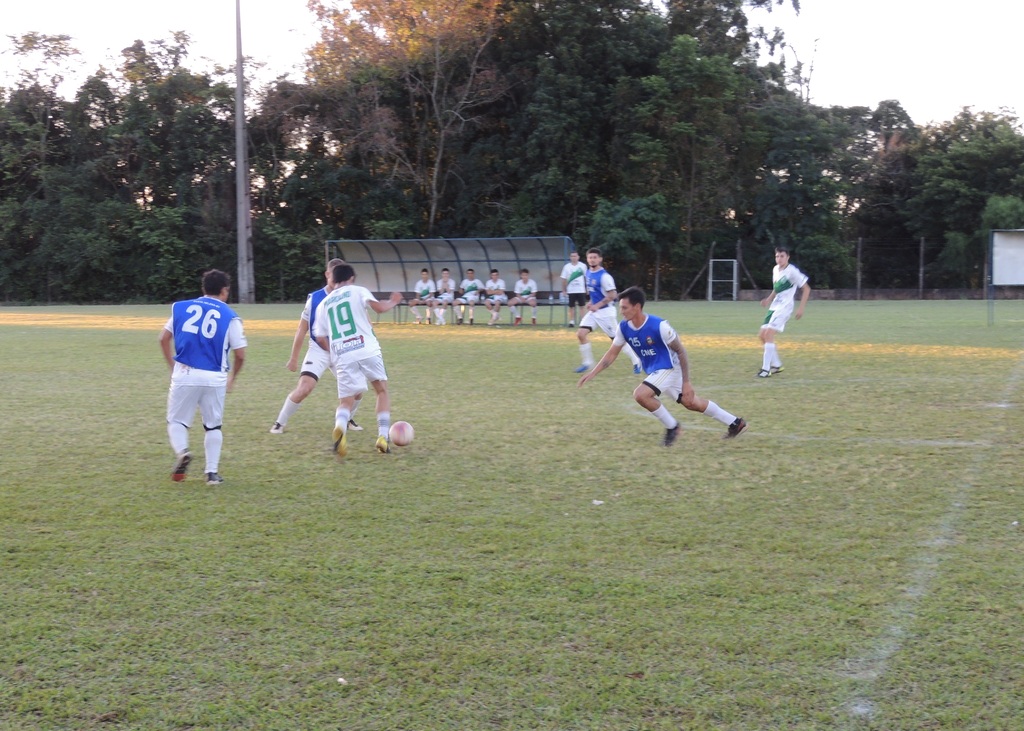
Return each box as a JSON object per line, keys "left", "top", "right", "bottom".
{"left": 170, "top": 296, "right": 239, "bottom": 372}
{"left": 618, "top": 314, "right": 676, "bottom": 373}
{"left": 586, "top": 267, "right": 613, "bottom": 308}
{"left": 307, "top": 287, "right": 330, "bottom": 346}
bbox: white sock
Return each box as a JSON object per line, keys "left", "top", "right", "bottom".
{"left": 702, "top": 400, "right": 736, "bottom": 426}
{"left": 168, "top": 422, "right": 189, "bottom": 455}
{"left": 335, "top": 407, "right": 351, "bottom": 430}
{"left": 652, "top": 405, "right": 678, "bottom": 428}
{"left": 510, "top": 305, "right": 518, "bottom": 316}
{"left": 411, "top": 306, "right": 421, "bottom": 319}
{"left": 204, "top": 428, "right": 223, "bottom": 473}
{"left": 276, "top": 396, "right": 300, "bottom": 426}
{"left": 377, "top": 411, "right": 391, "bottom": 438}
{"left": 579, "top": 342, "right": 594, "bottom": 366}
{"left": 350, "top": 398, "right": 362, "bottom": 421}
{"left": 531, "top": 307, "right": 538, "bottom": 319}
{"left": 762, "top": 343, "right": 776, "bottom": 372}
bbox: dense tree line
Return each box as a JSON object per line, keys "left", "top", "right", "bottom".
{"left": 2, "top": 0, "right": 1023, "bottom": 303}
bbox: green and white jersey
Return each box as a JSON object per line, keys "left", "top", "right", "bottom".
{"left": 460, "top": 278, "right": 484, "bottom": 294}
{"left": 414, "top": 279, "right": 436, "bottom": 299}
{"left": 560, "top": 261, "right": 587, "bottom": 293}
{"left": 514, "top": 278, "right": 538, "bottom": 297}
{"left": 436, "top": 277, "right": 456, "bottom": 296}
{"left": 770, "top": 263, "right": 808, "bottom": 311}
{"left": 312, "top": 284, "right": 382, "bottom": 364}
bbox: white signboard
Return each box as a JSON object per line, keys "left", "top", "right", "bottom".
{"left": 992, "top": 230, "right": 1024, "bottom": 286}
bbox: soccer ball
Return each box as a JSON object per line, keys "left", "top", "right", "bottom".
{"left": 389, "top": 420, "right": 414, "bottom": 447}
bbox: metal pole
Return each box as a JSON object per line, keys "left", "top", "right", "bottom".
{"left": 856, "top": 237, "right": 862, "bottom": 300}
{"left": 918, "top": 236, "right": 925, "bottom": 300}
{"left": 235, "top": 0, "right": 255, "bottom": 303}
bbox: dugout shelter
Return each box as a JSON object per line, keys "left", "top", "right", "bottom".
{"left": 325, "top": 237, "right": 576, "bottom": 323}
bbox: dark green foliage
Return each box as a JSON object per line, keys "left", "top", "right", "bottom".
{"left": 1, "top": 7, "right": 1022, "bottom": 301}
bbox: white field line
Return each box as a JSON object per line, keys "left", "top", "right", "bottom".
{"left": 833, "top": 349, "right": 1024, "bottom": 726}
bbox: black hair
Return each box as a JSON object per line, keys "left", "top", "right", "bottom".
{"left": 331, "top": 264, "right": 356, "bottom": 284}
{"left": 202, "top": 269, "right": 231, "bottom": 295}
{"left": 619, "top": 286, "right": 646, "bottom": 307}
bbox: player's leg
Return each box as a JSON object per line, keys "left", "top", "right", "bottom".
{"left": 758, "top": 311, "right": 786, "bottom": 376}
{"left": 529, "top": 297, "right": 537, "bottom": 324}
{"left": 676, "top": 382, "right": 747, "bottom": 437}
{"left": 331, "top": 364, "right": 364, "bottom": 457}
{"left": 575, "top": 312, "right": 596, "bottom": 371}
{"left": 359, "top": 356, "right": 392, "bottom": 453}
{"left": 166, "top": 381, "right": 199, "bottom": 480}
{"left": 633, "top": 376, "right": 681, "bottom": 446}
{"left": 197, "top": 385, "right": 227, "bottom": 483}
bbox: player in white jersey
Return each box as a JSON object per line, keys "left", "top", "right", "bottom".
{"left": 508, "top": 269, "right": 539, "bottom": 325}
{"left": 578, "top": 287, "right": 747, "bottom": 445}
{"left": 454, "top": 268, "right": 485, "bottom": 324}
{"left": 408, "top": 268, "right": 436, "bottom": 324}
{"left": 757, "top": 246, "right": 810, "bottom": 378}
{"left": 313, "top": 264, "right": 403, "bottom": 457}
{"left": 270, "top": 258, "right": 364, "bottom": 434}
{"left": 160, "top": 269, "right": 247, "bottom": 485}
{"left": 484, "top": 269, "right": 508, "bottom": 325}
{"left": 574, "top": 247, "right": 642, "bottom": 374}
{"left": 560, "top": 250, "right": 587, "bottom": 327}
{"left": 429, "top": 267, "right": 457, "bottom": 325}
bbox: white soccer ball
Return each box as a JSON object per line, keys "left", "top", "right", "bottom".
{"left": 389, "top": 420, "right": 414, "bottom": 447}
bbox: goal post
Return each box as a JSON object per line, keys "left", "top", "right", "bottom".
{"left": 707, "top": 259, "right": 738, "bottom": 301}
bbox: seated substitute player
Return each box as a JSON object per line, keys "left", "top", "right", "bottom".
{"left": 484, "top": 269, "right": 508, "bottom": 325}
{"left": 313, "top": 264, "right": 404, "bottom": 456}
{"left": 573, "top": 247, "right": 642, "bottom": 374}
{"left": 270, "top": 258, "right": 363, "bottom": 434}
{"left": 508, "top": 268, "right": 539, "bottom": 325}
{"left": 408, "top": 268, "right": 436, "bottom": 324}
{"left": 757, "top": 246, "right": 810, "bottom": 378}
{"left": 429, "top": 267, "right": 457, "bottom": 325}
{"left": 160, "top": 269, "right": 247, "bottom": 485}
{"left": 454, "top": 268, "right": 485, "bottom": 325}
{"left": 578, "top": 287, "right": 747, "bottom": 446}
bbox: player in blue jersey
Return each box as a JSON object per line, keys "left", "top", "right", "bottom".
{"left": 160, "top": 269, "right": 247, "bottom": 484}
{"left": 577, "top": 287, "right": 747, "bottom": 446}
{"left": 573, "top": 248, "right": 642, "bottom": 374}
{"left": 270, "top": 258, "right": 364, "bottom": 434}
{"left": 757, "top": 246, "right": 810, "bottom": 378}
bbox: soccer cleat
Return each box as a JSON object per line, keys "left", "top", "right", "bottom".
{"left": 514, "top": 316, "right": 522, "bottom": 325}
{"left": 375, "top": 436, "right": 391, "bottom": 454}
{"left": 171, "top": 451, "right": 192, "bottom": 482}
{"left": 568, "top": 321, "right": 575, "bottom": 328}
{"left": 332, "top": 425, "right": 348, "bottom": 458}
{"left": 663, "top": 424, "right": 681, "bottom": 447}
{"left": 770, "top": 366, "right": 784, "bottom": 375}
{"left": 574, "top": 364, "right": 590, "bottom": 373}
{"left": 633, "top": 364, "right": 642, "bottom": 375}
{"left": 269, "top": 422, "right": 285, "bottom": 434}
{"left": 205, "top": 472, "right": 224, "bottom": 485}
{"left": 414, "top": 316, "right": 422, "bottom": 324}
{"left": 756, "top": 369, "right": 771, "bottom": 378}
{"left": 457, "top": 318, "right": 463, "bottom": 325}
{"left": 724, "top": 417, "right": 748, "bottom": 439}
{"left": 469, "top": 318, "right": 474, "bottom": 325}
{"left": 347, "top": 419, "right": 363, "bottom": 432}
{"left": 531, "top": 317, "right": 537, "bottom": 325}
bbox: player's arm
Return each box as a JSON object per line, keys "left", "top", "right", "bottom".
{"left": 158, "top": 327, "right": 175, "bottom": 370}
{"left": 760, "top": 289, "right": 777, "bottom": 308}
{"left": 227, "top": 346, "right": 246, "bottom": 392}
{"left": 369, "top": 291, "right": 404, "bottom": 313}
{"left": 286, "top": 318, "right": 310, "bottom": 371}
{"left": 590, "top": 287, "right": 616, "bottom": 312}
{"left": 667, "top": 334, "right": 695, "bottom": 401}
{"left": 795, "top": 282, "right": 811, "bottom": 319}
{"left": 577, "top": 342, "right": 624, "bottom": 387}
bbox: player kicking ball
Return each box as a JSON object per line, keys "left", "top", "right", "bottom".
{"left": 577, "top": 286, "right": 747, "bottom": 445}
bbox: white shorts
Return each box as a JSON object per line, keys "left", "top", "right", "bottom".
{"left": 643, "top": 368, "right": 683, "bottom": 403}
{"left": 167, "top": 380, "right": 226, "bottom": 429}
{"left": 300, "top": 342, "right": 333, "bottom": 379}
{"left": 456, "top": 293, "right": 480, "bottom": 305}
{"left": 580, "top": 306, "right": 618, "bottom": 338}
{"left": 486, "top": 294, "right": 508, "bottom": 304}
{"left": 433, "top": 292, "right": 455, "bottom": 304}
{"left": 761, "top": 306, "right": 793, "bottom": 333}
{"left": 334, "top": 355, "right": 386, "bottom": 398}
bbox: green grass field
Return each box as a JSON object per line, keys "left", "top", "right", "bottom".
{"left": 2, "top": 300, "right": 1023, "bottom": 730}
